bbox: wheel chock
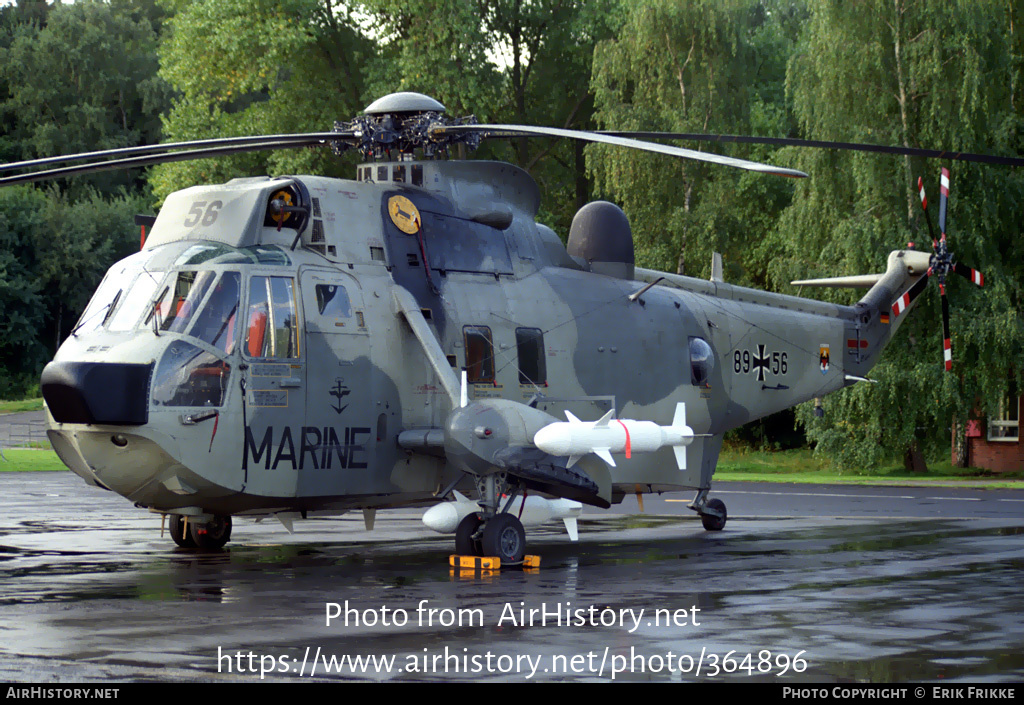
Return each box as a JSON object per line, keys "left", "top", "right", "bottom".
{"left": 450, "top": 555, "right": 501, "bottom": 570}
{"left": 448, "top": 555, "right": 542, "bottom": 570}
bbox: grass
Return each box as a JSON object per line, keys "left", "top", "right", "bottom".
{"left": 0, "top": 448, "right": 66, "bottom": 472}
{"left": 0, "top": 397, "right": 43, "bottom": 414}
{"left": 717, "top": 447, "right": 1024, "bottom": 489}
{"left": 0, "top": 419, "right": 1021, "bottom": 489}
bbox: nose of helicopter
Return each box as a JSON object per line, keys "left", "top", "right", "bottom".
{"left": 40, "top": 360, "right": 153, "bottom": 425}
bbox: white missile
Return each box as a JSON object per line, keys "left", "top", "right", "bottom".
{"left": 532, "top": 402, "right": 695, "bottom": 469}
{"left": 421, "top": 491, "right": 582, "bottom": 541}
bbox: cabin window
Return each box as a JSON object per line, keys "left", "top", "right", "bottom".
{"left": 315, "top": 284, "right": 352, "bottom": 319}
{"left": 689, "top": 336, "right": 714, "bottom": 386}
{"left": 245, "top": 275, "right": 300, "bottom": 358}
{"left": 463, "top": 326, "right": 495, "bottom": 383}
{"left": 988, "top": 388, "right": 1019, "bottom": 442}
{"left": 516, "top": 327, "right": 546, "bottom": 386}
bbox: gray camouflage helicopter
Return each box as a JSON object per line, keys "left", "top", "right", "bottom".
{"left": 2, "top": 92, "right": 1005, "bottom": 562}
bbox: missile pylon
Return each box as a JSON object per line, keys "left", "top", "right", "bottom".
{"left": 532, "top": 402, "right": 695, "bottom": 470}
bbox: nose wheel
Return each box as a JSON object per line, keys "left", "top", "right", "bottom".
{"left": 168, "top": 514, "right": 232, "bottom": 550}
{"left": 169, "top": 514, "right": 196, "bottom": 548}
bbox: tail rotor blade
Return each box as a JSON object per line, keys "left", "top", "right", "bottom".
{"left": 891, "top": 273, "right": 931, "bottom": 318}
{"left": 940, "top": 285, "right": 952, "bottom": 372}
{"left": 917, "top": 176, "right": 938, "bottom": 247}
{"left": 939, "top": 167, "right": 950, "bottom": 238}
{"left": 953, "top": 261, "right": 985, "bottom": 288}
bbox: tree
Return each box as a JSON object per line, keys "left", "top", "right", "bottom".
{"left": 0, "top": 0, "right": 170, "bottom": 197}
{"left": 151, "top": 0, "right": 373, "bottom": 200}
{"left": 587, "top": 0, "right": 804, "bottom": 284}
{"left": 780, "top": 0, "right": 1024, "bottom": 470}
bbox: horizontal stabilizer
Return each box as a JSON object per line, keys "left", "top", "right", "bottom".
{"left": 791, "top": 274, "right": 885, "bottom": 288}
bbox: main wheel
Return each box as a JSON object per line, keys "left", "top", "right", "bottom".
{"left": 455, "top": 513, "right": 484, "bottom": 556}
{"left": 189, "top": 515, "right": 232, "bottom": 550}
{"left": 169, "top": 514, "right": 196, "bottom": 548}
{"left": 701, "top": 498, "right": 727, "bottom": 531}
{"left": 480, "top": 513, "right": 526, "bottom": 563}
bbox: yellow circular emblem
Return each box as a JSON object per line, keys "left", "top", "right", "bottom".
{"left": 388, "top": 195, "right": 421, "bottom": 234}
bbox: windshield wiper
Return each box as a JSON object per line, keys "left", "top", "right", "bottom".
{"left": 71, "top": 289, "right": 122, "bottom": 337}
{"left": 147, "top": 286, "right": 169, "bottom": 337}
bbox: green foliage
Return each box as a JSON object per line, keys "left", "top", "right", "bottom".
{"left": 0, "top": 186, "right": 48, "bottom": 396}
{"left": 358, "top": 0, "right": 503, "bottom": 119}
{"left": 781, "top": 0, "right": 1024, "bottom": 469}
{"left": 588, "top": 0, "right": 804, "bottom": 283}
{"left": 0, "top": 185, "right": 148, "bottom": 397}
{"left": 152, "top": 0, "right": 373, "bottom": 200}
{"left": 0, "top": 0, "right": 170, "bottom": 197}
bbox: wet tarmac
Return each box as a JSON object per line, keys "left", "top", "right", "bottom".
{"left": 1, "top": 472, "right": 1022, "bottom": 682}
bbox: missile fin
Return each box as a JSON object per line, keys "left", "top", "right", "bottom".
{"left": 566, "top": 453, "right": 583, "bottom": 468}
{"left": 451, "top": 490, "right": 476, "bottom": 506}
{"left": 593, "top": 408, "right": 616, "bottom": 428}
{"left": 565, "top": 410, "right": 582, "bottom": 423}
{"left": 673, "top": 445, "right": 687, "bottom": 471}
{"left": 594, "top": 447, "right": 616, "bottom": 467}
{"left": 672, "top": 402, "right": 686, "bottom": 428}
{"left": 460, "top": 369, "right": 468, "bottom": 408}
{"left": 276, "top": 513, "right": 295, "bottom": 533}
{"left": 563, "top": 517, "right": 579, "bottom": 542}
{"left": 363, "top": 508, "right": 376, "bottom": 531}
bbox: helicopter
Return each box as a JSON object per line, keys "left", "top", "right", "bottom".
{"left": 2, "top": 91, "right": 1007, "bottom": 563}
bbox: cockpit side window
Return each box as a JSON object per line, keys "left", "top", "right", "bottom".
{"left": 188, "top": 271, "right": 241, "bottom": 353}
{"left": 161, "top": 270, "right": 216, "bottom": 334}
{"left": 245, "top": 275, "right": 300, "bottom": 359}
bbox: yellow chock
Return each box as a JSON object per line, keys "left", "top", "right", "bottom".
{"left": 450, "top": 555, "right": 501, "bottom": 570}
{"left": 447, "top": 554, "right": 542, "bottom": 571}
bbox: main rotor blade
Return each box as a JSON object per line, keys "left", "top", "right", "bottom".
{"left": 596, "top": 132, "right": 1024, "bottom": 168}
{"left": 891, "top": 273, "right": 931, "bottom": 318}
{"left": 0, "top": 133, "right": 349, "bottom": 174}
{"left": 0, "top": 137, "right": 351, "bottom": 188}
{"left": 940, "top": 285, "right": 952, "bottom": 372}
{"left": 953, "top": 261, "right": 985, "bottom": 287}
{"left": 433, "top": 124, "right": 807, "bottom": 178}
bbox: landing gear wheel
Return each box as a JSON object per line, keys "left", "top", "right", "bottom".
{"left": 189, "top": 515, "right": 232, "bottom": 550}
{"left": 701, "top": 498, "right": 727, "bottom": 531}
{"left": 480, "top": 513, "right": 526, "bottom": 563}
{"left": 455, "top": 513, "right": 484, "bottom": 556}
{"left": 169, "top": 514, "right": 196, "bottom": 548}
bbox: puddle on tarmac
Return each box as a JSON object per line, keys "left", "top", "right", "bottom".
{"left": 0, "top": 515, "right": 1022, "bottom": 681}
